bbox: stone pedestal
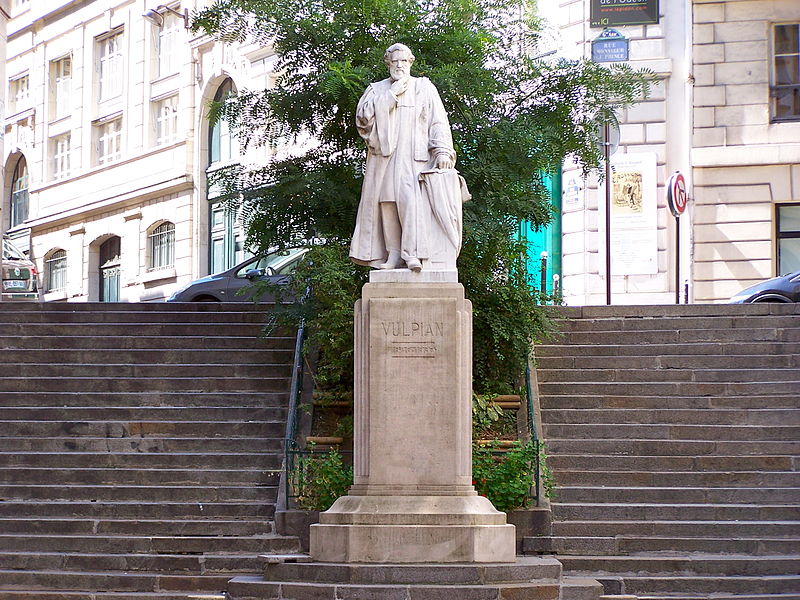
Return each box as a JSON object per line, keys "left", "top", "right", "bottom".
{"left": 309, "top": 273, "right": 515, "bottom": 563}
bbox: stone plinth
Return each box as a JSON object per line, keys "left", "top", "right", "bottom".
{"left": 226, "top": 555, "right": 563, "bottom": 599}
{"left": 309, "top": 278, "right": 516, "bottom": 563}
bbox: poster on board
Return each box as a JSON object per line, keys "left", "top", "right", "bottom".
{"left": 598, "top": 152, "right": 659, "bottom": 275}
{"left": 590, "top": 0, "right": 659, "bottom": 28}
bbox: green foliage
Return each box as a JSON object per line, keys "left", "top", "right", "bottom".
{"left": 472, "top": 440, "right": 538, "bottom": 512}
{"left": 193, "top": 0, "right": 652, "bottom": 393}
{"left": 293, "top": 448, "right": 354, "bottom": 511}
{"left": 472, "top": 392, "right": 505, "bottom": 435}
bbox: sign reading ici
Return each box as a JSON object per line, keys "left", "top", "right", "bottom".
{"left": 590, "top": 0, "right": 659, "bottom": 28}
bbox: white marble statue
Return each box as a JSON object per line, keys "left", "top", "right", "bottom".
{"left": 350, "top": 43, "right": 467, "bottom": 272}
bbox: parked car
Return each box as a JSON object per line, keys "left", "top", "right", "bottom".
{"left": 2, "top": 235, "right": 39, "bottom": 302}
{"left": 729, "top": 270, "right": 800, "bottom": 303}
{"left": 167, "top": 247, "right": 307, "bottom": 302}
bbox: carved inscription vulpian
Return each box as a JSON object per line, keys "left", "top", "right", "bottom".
{"left": 380, "top": 320, "right": 444, "bottom": 358}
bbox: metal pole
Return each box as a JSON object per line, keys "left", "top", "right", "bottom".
{"left": 675, "top": 216, "right": 680, "bottom": 304}
{"left": 604, "top": 122, "right": 611, "bottom": 306}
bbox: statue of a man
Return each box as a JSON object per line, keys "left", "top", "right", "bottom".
{"left": 349, "top": 43, "right": 458, "bottom": 272}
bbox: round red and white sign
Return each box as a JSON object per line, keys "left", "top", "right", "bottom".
{"left": 667, "top": 172, "right": 687, "bottom": 217}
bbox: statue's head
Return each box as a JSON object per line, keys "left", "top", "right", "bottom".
{"left": 384, "top": 43, "right": 415, "bottom": 81}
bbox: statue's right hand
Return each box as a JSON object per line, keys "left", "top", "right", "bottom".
{"left": 390, "top": 77, "right": 409, "bottom": 97}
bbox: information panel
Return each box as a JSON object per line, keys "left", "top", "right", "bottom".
{"left": 590, "top": 0, "right": 659, "bottom": 28}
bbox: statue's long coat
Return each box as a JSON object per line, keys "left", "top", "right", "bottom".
{"left": 349, "top": 76, "right": 456, "bottom": 267}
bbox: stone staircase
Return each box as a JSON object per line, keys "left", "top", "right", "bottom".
{"left": 0, "top": 302, "right": 300, "bottom": 600}
{"left": 528, "top": 304, "right": 800, "bottom": 600}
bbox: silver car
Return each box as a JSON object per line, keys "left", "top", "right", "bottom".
{"left": 2, "top": 235, "right": 39, "bottom": 302}
{"left": 167, "top": 248, "right": 306, "bottom": 302}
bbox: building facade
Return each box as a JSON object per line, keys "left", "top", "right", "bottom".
{"left": 541, "top": 0, "right": 800, "bottom": 304}
{"left": 2, "top": 0, "right": 277, "bottom": 301}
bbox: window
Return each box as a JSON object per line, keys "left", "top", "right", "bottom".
{"left": 777, "top": 204, "right": 800, "bottom": 275}
{"left": 51, "top": 134, "right": 71, "bottom": 180}
{"left": 51, "top": 55, "right": 72, "bottom": 120}
{"left": 9, "top": 75, "right": 29, "bottom": 114}
{"left": 156, "top": 11, "right": 182, "bottom": 77}
{"left": 148, "top": 221, "right": 175, "bottom": 270}
{"left": 773, "top": 23, "right": 800, "bottom": 120}
{"left": 46, "top": 250, "right": 67, "bottom": 291}
{"left": 154, "top": 95, "right": 179, "bottom": 145}
{"left": 9, "top": 157, "right": 29, "bottom": 228}
{"left": 98, "top": 31, "right": 123, "bottom": 102}
{"left": 209, "top": 79, "right": 238, "bottom": 164}
{"left": 96, "top": 118, "right": 122, "bottom": 165}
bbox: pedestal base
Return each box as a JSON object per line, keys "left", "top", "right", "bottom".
{"left": 310, "top": 495, "right": 516, "bottom": 563}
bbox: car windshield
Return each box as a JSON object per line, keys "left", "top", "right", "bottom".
{"left": 2, "top": 237, "right": 27, "bottom": 261}
{"left": 235, "top": 248, "right": 306, "bottom": 278}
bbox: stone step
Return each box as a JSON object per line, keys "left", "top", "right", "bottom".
{"left": 0, "top": 420, "right": 285, "bottom": 437}
{"left": 0, "top": 336, "right": 292, "bottom": 351}
{"left": 542, "top": 423, "right": 800, "bottom": 441}
{"left": 551, "top": 315, "right": 800, "bottom": 332}
{"left": 0, "top": 377, "right": 291, "bottom": 393}
{"left": 538, "top": 368, "right": 800, "bottom": 383}
{"left": 0, "top": 569, "right": 231, "bottom": 593}
{"left": 0, "top": 406, "right": 288, "bottom": 421}
{"left": 536, "top": 354, "right": 800, "bottom": 369}
{"left": 0, "top": 467, "right": 281, "bottom": 486}
{"left": 0, "top": 323, "right": 275, "bottom": 338}
{"left": 542, "top": 408, "right": 799, "bottom": 426}
{"left": 0, "top": 501, "right": 275, "bottom": 519}
{"left": 634, "top": 595, "right": 800, "bottom": 600}
{"left": 551, "top": 520, "right": 799, "bottom": 539}
{"left": 0, "top": 518, "right": 274, "bottom": 536}
{"left": 558, "top": 554, "right": 800, "bottom": 575}
{"left": 535, "top": 341, "right": 800, "bottom": 357}
{"left": 539, "top": 394, "right": 800, "bottom": 410}
{"left": 0, "top": 437, "right": 284, "bottom": 453}
{"left": 0, "top": 592, "right": 225, "bottom": 600}
{"left": 0, "top": 301, "right": 272, "bottom": 313}
{"left": 0, "top": 534, "right": 300, "bottom": 554}
{"left": 555, "top": 486, "right": 800, "bottom": 504}
{"left": 540, "top": 381, "right": 800, "bottom": 397}
{"left": 0, "top": 452, "right": 283, "bottom": 469}
{"left": 0, "top": 363, "right": 293, "bottom": 379}
{"left": 546, "top": 303, "right": 799, "bottom": 318}
{"left": 620, "top": 574, "right": 800, "bottom": 596}
{"left": 0, "top": 392, "right": 288, "bottom": 408}
{"left": 0, "top": 309, "right": 272, "bottom": 324}
{"left": 1, "top": 407, "right": 288, "bottom": 422}
{"left": 547, "top": 454, "right": 795, "bottom": 472}
{"left": 553, "top": 469, "right": 800, "bottom": 488}
{"left": 3, "top": 348, "right": 292, "bottom": 365}
{"left": 524, "top": 536, "right": 799, "bottom": 556}
{"left": 551, "top": 503, "right": 799, "bottom": 522}
{"left": 560, "top": 577, "right": 604, "bottom": 600}
{"left": 540, "top": 327, "right": 799, "bottom": 346}
{"left": 545, "top": 439, "right": 800, "bottom": 456}
{"left": 4, "top": 588, "right": 222, "bottom": 600}
{"left": 0, "top": 484, "right": 272, "bottom": 502}
{"left": 0, "top": 551, "right": 264, "bottom": 573}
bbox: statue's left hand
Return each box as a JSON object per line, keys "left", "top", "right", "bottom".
{"left": 436, "top": 155, "right": 455, "bottom": 170}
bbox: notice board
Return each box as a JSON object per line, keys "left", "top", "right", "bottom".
{"left": 590, "top": 0, "right": 659, "bottom": 27}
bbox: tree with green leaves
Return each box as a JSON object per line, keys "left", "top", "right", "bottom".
{"left": 193, "top": 0, "right": 650, "bottom": 395}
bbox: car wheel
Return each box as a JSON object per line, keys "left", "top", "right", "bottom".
{"left": 193, "top": 295, "right": 221, "bottom": 302}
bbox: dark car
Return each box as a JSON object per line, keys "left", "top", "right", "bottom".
{"left": 729, "top": 270, "right": 800, "bottom": 303}
{"left": 167, "top": 247, "right": 306, "bottom": 302}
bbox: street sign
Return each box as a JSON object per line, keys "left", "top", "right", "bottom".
{"left": 667, "top": 172, "right": 687, "bottom": 217}
{"left": 592, "top": 29, "right": 629, "bottom": 62}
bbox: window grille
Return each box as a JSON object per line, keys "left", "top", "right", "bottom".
{"left": 52, "top": 56, "right": 72, "bottom": 120}
{"left": 96, "top": 118, "right": 122, "bottom": 165}
{"left": 46, "top": 250, "right": 67, "bottom": 291}
{"left": 52, "top": 134, "right": 71, "bottom": 180}
{"left": 149, "top": 222, "right": 175, "bottom": 270}
{"left": 98, "top": 32, "right": 123, "bottom": 101}
{"left": 155, "top": 96, "right": 179, "bottom": 145}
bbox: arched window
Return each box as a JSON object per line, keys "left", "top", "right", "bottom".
{"left": 46, "top": 249, "right": 67, "bottom": 291}
{"left": 149, "top": 221, "right": 175, "bottom": 270}
{"left": 10, "top": 157, "right": 29, "bottom": 227}
{"left": 209, "top": 78, "right": 237, "bottom": 165}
